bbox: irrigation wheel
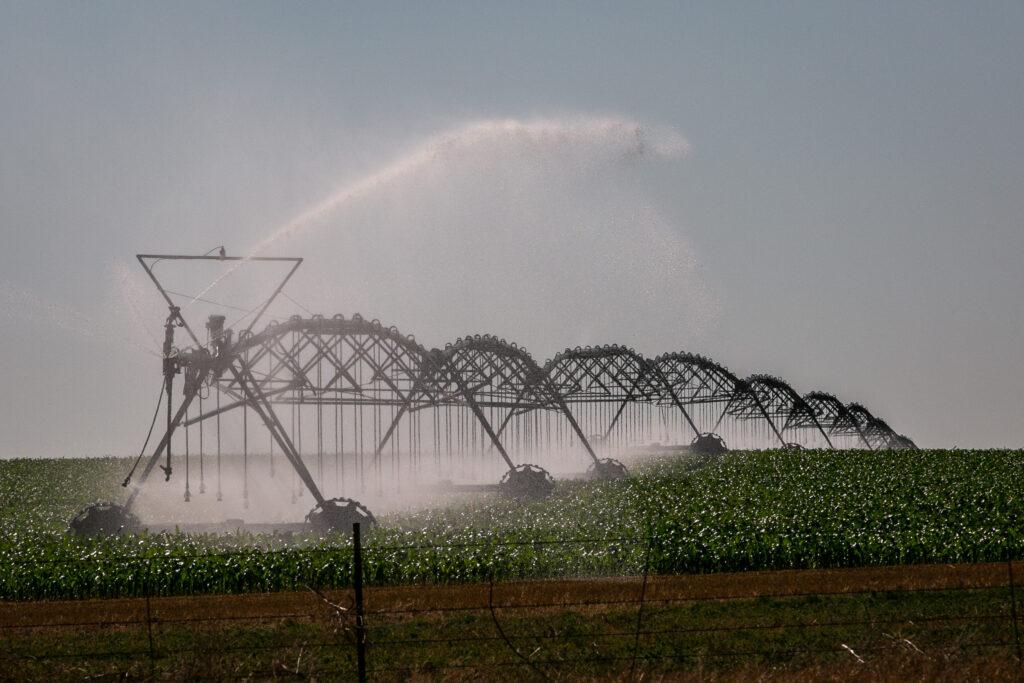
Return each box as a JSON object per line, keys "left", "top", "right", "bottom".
{"left": 690, "top": 433, "right": 729, "bottom": 456}
{"left": 499, "top": 464, "right": 555, "bottom": 500}
{"left": 68, "top": 502, "right": 140, "bottom": 536}
{"left": 587, "top": 458, "right": 629, "bottom": 481}
{"left": 305, "top": 497, "right": 377, "bottom": 535}
{"left": 890, "top": 435, "right": 918, "bottom": 451}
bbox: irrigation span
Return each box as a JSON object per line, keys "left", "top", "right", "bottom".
{"left": 70, "top": 254, "right": 914, "bottom": 535}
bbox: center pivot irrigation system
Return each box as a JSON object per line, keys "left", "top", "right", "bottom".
{"left": 70, "top": 253, "right": 915, "bottom": 535}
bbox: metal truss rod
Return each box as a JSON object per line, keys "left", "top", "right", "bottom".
{"left": 601, "top": 399, "right": 630, "bottom": 441}
{"left": 228, "top": 361, "right": 326, "bottom": 505}
{"left": 125, "top": 365, "right": 211, "bottom": 509}
{"left": 180, "top": 384, "right": 295, "bottom": 428}
{"left": 809, "top": 412, "right": 835, "bottom": 449}
{"left": 452, "top": 374, "right": 516, "bottom": 470}
{"left": 548, "top": 387, "right": 600, "bottom": 465}
{"left": 650, "top": 366, "right": 702, "bottom": 439}
{"left": 752, "top": 395, "right": 788, "bottom": 447}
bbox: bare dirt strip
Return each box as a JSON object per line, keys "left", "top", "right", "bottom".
{"left": 1, "top": 560, "right": 1017, "bottom": 629}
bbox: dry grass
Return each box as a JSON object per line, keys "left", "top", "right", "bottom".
{"left": 2, "top": 561, "right": 1020, "bottom": 681}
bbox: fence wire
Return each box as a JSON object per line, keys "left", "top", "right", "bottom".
{"left": 1, "top": 530, "right": 1022, "bottom": 681}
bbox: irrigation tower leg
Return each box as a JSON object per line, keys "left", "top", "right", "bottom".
{"left": 126, "top": 366, "right": 211, "bottom": 509}
{"left": 459, "top": 390, "right": 516, "bottom": 470}
{"left": 549, "top": 390, "right": 601, "bottom": 465}
{"left": 229, "top": 362, "right": 326, "bottom": 505}
{"left": 652, "top": 367, "right": 702, "bottom": 439}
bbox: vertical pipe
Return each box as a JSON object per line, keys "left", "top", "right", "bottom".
{"left": 317, "top": 359, "right": 323, "bottom": 488}
{"left": 268, "top": 355, "right": 274, "bottom": 479}
{"left": 216, "top": 387, "right": 222, "bottom": 502}
{"left": 290, "top": 400, "right": 297, "bottom": 504}
{"left": 183, "top": 405, "right": 191, "bottom": 502}
{"left": 198, "top": 393, "right": 205, "bottom": 494}
{"left": 242, "top": 392, "right": 248, "bottom": 509}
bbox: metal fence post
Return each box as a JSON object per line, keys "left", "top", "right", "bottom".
{"left": 1008, "top": 558, "right": 1022, "bottom": 662}
{"left": 353, "top": 522, "right": 367, "bottom": 682}
{"left": 144, "top": 558, "right": 156, "bottom": 673}
{"left": 629, "top": 530, "right": 652, "bottom": 681}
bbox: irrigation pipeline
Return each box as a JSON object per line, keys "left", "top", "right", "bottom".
{"left": 122, "top": 380, "right": 167, "bottom": 487}
{"left": 66, "top": 240, "right": 919, "bottom": 536}
{"left": 136, "top": 313, "right": 913, "bottom": 503}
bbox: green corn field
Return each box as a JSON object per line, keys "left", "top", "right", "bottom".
{"left": 1, "top": 450, "right": 1022, "bottom": 600}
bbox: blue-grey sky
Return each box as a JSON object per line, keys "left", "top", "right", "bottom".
{"left": 1, "top": 1, "right": 1022, "bottom": 456}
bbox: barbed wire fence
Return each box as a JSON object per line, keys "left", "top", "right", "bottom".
{"left": 1, "top": 525, "right": 1022, "bottom": 680}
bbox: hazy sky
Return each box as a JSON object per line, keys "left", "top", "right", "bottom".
{"left": 1, "top": 2, "right": 1022, "bottom": 456}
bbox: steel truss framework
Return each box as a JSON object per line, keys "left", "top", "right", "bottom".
{"left": 124, "top": 254, "right": 916, "bottom": 513}
{"left": 158, "top": 319, "right": 913, "bottom": 496}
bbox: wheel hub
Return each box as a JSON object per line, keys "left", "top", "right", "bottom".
{"left": 690, "top": 433, "right": 729, "bottom": 456}
{"left": 499, "top": 464, "right": 555, "bottom": 499}
{"left": 69, "top": 502, "right": 139, "bottom": 536}
{"left": 305, "top": 497, "right": 377, "bottom": 535}
{"left": 587, "top": 457, "right": 629, "bottom": 480}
